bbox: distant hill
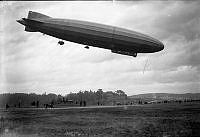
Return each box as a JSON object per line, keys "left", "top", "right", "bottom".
{"left": 129, "top": 93, "right": 200, "bottom": 100}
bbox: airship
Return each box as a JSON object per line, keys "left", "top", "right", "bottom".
{"left": 17, "top": 11, "right": 164, "bottom": 57}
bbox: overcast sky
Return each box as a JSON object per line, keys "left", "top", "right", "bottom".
{"left": 0, "top": 1, "right": 199, "bottom": 95}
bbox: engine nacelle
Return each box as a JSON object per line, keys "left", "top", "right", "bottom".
{"left": 111, "top": 50, "right": 137, "bottom": 57}
{"left": 58, "top": 41, "right": 64, "bottom": 45}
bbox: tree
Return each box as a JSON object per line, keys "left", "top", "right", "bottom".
{"left": 96, "top": 89, "right": 103, "bottom": 103}
{"left": 115, "top": 90, "right": 126, "bottom": 96}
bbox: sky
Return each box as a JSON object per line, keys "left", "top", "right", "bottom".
{"left": 0, "top": 1, "right": 199, "bottom": 95}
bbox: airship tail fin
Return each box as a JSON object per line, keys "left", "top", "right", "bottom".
{"left": 25, "top": 26, "right": 36, "bottom": 32}
{"left": 25, "top": 11, "right": 51, "bottom": 32}
{"left": 27, "top": 11, "right": 51, "bottom": 20}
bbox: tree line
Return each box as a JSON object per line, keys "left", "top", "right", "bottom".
{"left": 0, "top": 89, "right": 128, "bottom": 108}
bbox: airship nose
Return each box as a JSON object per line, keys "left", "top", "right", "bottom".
{"left": 159, "top": 42, "right": 164, "bottom": 51}
{"left": 149, "top": 40, "right": 164, "bottom": 52}
{"left": 153, "top": 40, "right": 164, "bottom": 52}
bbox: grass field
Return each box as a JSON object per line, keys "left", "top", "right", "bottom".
{"left": 0, "top": 102, "right": 200, "bottom": 137}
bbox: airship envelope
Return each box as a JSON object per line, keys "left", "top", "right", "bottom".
{"left": 17, "top": 11, "right": 164, "bottom": 57}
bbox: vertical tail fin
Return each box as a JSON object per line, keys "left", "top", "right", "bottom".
{"left": 27, "top": 11, "right": 51, "bottom": 20}
{"left": 25, "top": 11, "right": 51, "bottom": 32}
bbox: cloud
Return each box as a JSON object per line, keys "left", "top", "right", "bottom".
{"left": 152, "top": 1, "right": 200, "bottom": 41}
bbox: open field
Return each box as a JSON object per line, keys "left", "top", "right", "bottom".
{"left": 0, "top": 102, "right": 200, "bottom": 137}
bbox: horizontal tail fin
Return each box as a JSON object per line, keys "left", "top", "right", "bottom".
{"left": 25, "top": 26, "right": 36, "bottom": 32}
